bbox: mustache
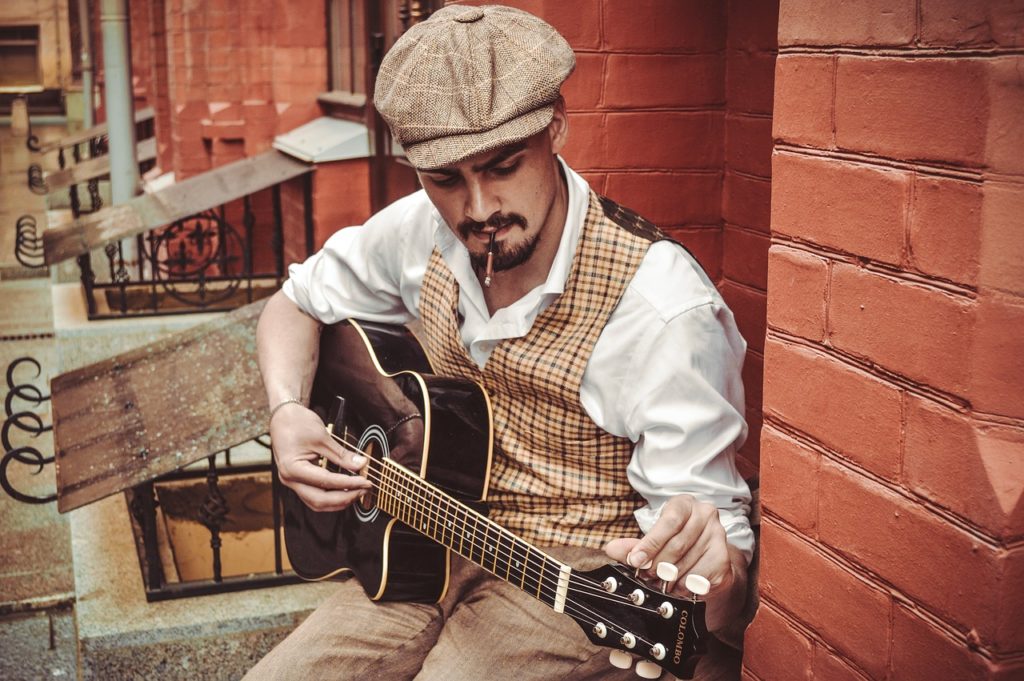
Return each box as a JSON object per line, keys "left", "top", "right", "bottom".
{"left": 457, "top": 213, "right": 527, "bottom": 239}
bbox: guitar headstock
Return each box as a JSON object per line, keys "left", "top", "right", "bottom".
{"left": 569, "top": 563, "right": 708, "bottom": 679}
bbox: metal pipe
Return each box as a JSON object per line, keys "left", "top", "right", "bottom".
{"left": 100, "top": 0, "right": 138, "bottom": 204}
{"left": 79, "top": 0, "right": 94, "bottom": 129}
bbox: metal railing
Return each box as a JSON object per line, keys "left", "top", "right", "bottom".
{"left": 77, "top": 178, "right": 302, "bottom": 319}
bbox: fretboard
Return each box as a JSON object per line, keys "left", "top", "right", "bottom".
{"left": 373, "top": 457, "right": 571, "bottom": 612}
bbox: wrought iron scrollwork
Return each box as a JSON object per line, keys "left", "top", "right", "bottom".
{"left": 135, "top": 209, "right": 246, "bottom": 308}
{"left": 26, "top": 133, "right": 41, "bottom": 153}
{"left": 14, "top": 215, "right": 45, "bottom": 269}
{"left": 196, "top": 456, "right": 229, "bottom": 583}
{"left": 1, "top": 358, "right": 55, "bottom": 504}
{"left": 27, "top": 163, "right": 47, "bottom": 194}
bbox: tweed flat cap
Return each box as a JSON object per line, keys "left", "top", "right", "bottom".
{"left": 374, "top": 4, "right": 576, "bottom": 169}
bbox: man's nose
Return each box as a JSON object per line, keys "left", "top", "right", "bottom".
{"left": 464, "top": 179, "right": 499, "bottom": 223}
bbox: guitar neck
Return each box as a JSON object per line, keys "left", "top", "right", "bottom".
{"left": 373, "top": 457, "right": 573, "bottom": 613}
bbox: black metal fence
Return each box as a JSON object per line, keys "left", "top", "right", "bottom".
{"left": 77, "top": 178, "right": 302, "bottom": 319}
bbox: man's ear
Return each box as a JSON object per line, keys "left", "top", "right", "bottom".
{"left": 548, "top": 97, "right": 569, "bottom": 155}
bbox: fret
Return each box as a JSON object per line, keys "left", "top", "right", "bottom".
{"left": 468, "top": 512, "right": 483, "bottom": 565}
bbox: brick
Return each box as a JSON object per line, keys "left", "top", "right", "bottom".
{"left": 554, "top": 112, "right": 723, "bottom": 173}
{"left": 720, "top": 282, "right": 767, "bottom": 354}
{"left": 999, "top": 546, "right": 1024, "bottom": 653}
{"left": 726, "top": 114, "right": 773, "bottom": 178}
{"left": 771, "top": 153, "right": 907, "bottom": 264}
{"left": 602, "top": 1, "right": 725, "bottom": 53}
{"left": 665, "top": 226, "right": 722, "bottom": 282}
{"left": 578, "top": 172, "right": 606, "bottom": 195}
{"left": 891, "top": 604, "right": 994, "bottom": 681}
{"left": 722, "top": 171, "right": 771, "bottom": 233}
{"left": 971, "top": 293, "right": 1024, "bottom": 420}
{"left": 920, "top": 0, "right": 1024, "bottom": 48}
{"left": 724, "top": 227, "right": 770, "bottom": 290}
{"left": 726, "top": 50, "right": 776, "bottom": 116}
{"left": 773, "top": 55, "right": 834, "bottom": 149}
{"left": 561, "top": 112, "right": 606, "bottom": 171}
{"left": 759, "top": 520, "right": 892, "bottom": 679}
{"left": 727, "top": 0, "right": 780, "bottom": 52}
{"left": 986, "top": 58, "right": 1024, "bottom": 175}
{"left": 479, "top": 0, "right": 602, "bottom": 49}
{"left": 605, "top": 172, "right": 721, "bottom": 227}
{"left": 835, "top": 57, "right": 988, "bottom": 167}
{"left": 605, "top": 54, "right": 725, "bottom": 109}
{"left": 743, "top": 603, "right": 813, "bottom": 681}
{"left": 766, "top": 245, "right": 828, "bottom": 343}
{"left": 909, "top": 176, "right": 982, "bottom": 287}
{"left": 759, "top": 425, "right": 819, "bottom": 533}
{"left": 979, "top": 179, "right": 1024, "bottom": 295}
{"left": 829, "top": 263, "right": 974, "bottom": 398}
{"left": 778, "top": 0, "right": 916, "bottom": 46}
{"left": 812, "top": 647, "right": 871, "bottom": 681}
{"left": 561, "top": 53, "right": 604, "bottom": 111}
{"left": 763, "top": 339, "right": 902, "bottom": 478}
{"left": 904, "top": 395, "right": 1024, "bottom": 540}
{"left": 818, "top": 460, "right": 1006, "bottom": 647}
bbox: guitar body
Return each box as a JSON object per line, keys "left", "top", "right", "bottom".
{"left": 280, "top": 320, "right": 493, "bottom": 603}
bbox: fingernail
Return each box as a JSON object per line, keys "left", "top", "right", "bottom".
{"left": 352, "top": 454, "right": 366, "bottom": 466}
{"left": 628, "top": 551, "right": 648, "bottom": 569}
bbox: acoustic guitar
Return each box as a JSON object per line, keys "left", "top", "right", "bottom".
{"left": 280, "top": 319, "right": 709, "bottom": 679}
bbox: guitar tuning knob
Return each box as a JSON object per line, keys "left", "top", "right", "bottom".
{"left": 635, "top": 660, "right": 663, "bottom": 679}
{"left": 656, "top": 562, "right": 678, "bottom": 592}
{"left": 684, "top": 573, "right": 711, "bottom": 597}
{"left": 609, "top": 649, "right": 634, "bottom": 670}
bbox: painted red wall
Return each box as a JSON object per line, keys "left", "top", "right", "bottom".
{"left": 745, "top": 1, "right": 1024, "bottom": 679}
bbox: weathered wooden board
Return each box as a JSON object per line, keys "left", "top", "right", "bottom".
{"left": 51, "top": 300, "right": 269, "bottom": 513}
{"left": 44, "top": 137, "right": 157, "bottom": 191}
{"left": 44, "top": 149, "right": 312, "bottom": 265}
{"left": 36, "top": 107, "right": 155, "bottom": 153}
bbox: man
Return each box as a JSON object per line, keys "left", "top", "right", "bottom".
{"left": 248, "top": 5, "right": 752, "bottom": 680}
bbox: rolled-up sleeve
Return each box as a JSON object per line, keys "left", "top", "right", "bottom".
{"left": 283, "top": 191, "right": 434, "bottom": 325}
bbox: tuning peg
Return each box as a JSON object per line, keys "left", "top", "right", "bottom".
{"left": 684, "top": 573, "right": 711, "bottom": 597}
{"left": 609, "top": 649, "right": 634, "bottom": 670}
{"left": 635, "top": 660, "right": 663, "bottom": 679}
{"left": 656, "top": 562, "right": 678, "bottom": 592}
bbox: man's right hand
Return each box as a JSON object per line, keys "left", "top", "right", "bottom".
{"left": 270, "top": 402, "right": 373, "bottom": 512}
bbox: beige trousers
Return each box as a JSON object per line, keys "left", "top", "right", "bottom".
{"left": 244, "top": 547, "right": 740, "bottom": 681}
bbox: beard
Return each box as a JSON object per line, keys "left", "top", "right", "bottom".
{"left": 458, "top": 212, "right": 540, "bottom": 273}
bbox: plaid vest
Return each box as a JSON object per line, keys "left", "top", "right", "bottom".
{"left": 419, "top": 192, "right": 667, "bottom": 548}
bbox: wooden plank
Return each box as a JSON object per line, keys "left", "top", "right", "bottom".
{"left": 43, "top": 149, "right": 312, "bottom": 265}
{"left": 51, "top": 300, "right": 269, "bottom": 513}
{"left": 36, "top": 107, "right": 155, "bottom": 153}
{"left": 44, "top": 137, "right": 157, "bottom": 191}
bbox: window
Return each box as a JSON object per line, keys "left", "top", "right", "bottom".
{"left": 0, "top": 25, "right": 41, "bottom": 89}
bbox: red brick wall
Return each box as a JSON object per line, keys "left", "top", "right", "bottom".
{"left": 746, "top": 1, "right": 1024, "bottom": 679}
{"left": 161, "top": 0, "right": 326, "bottom": 179}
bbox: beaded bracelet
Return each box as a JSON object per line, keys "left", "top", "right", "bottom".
{"left": 269, "top": 397, "right": 305, "bottom": 421}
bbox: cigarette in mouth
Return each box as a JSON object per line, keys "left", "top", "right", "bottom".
{"left": 484, "top": 231, "right": 496, "bottom": 287}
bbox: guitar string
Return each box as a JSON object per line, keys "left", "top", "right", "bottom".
{"left": 326, "top": 428, "right": 671, "bottom": 613}
{"left": 317, "top": 436, "right": 674, "bottom": 655}
{"left": 325, "top": 431, "right": 674, "bottom": 631}
{"left": 326, "top": 428, "right": 638, "bottom": 604}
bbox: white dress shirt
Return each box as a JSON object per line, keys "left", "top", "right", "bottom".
{"left": 284, "top": 159, "right": 754, "bottom": 563}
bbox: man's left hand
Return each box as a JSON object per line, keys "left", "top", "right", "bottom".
{"left": 604, "top": 494, "right": 746, "bottom": 631}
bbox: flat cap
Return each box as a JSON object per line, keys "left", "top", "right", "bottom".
{"left": 374, "top": 4, "right": 576, "bottom": 169}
